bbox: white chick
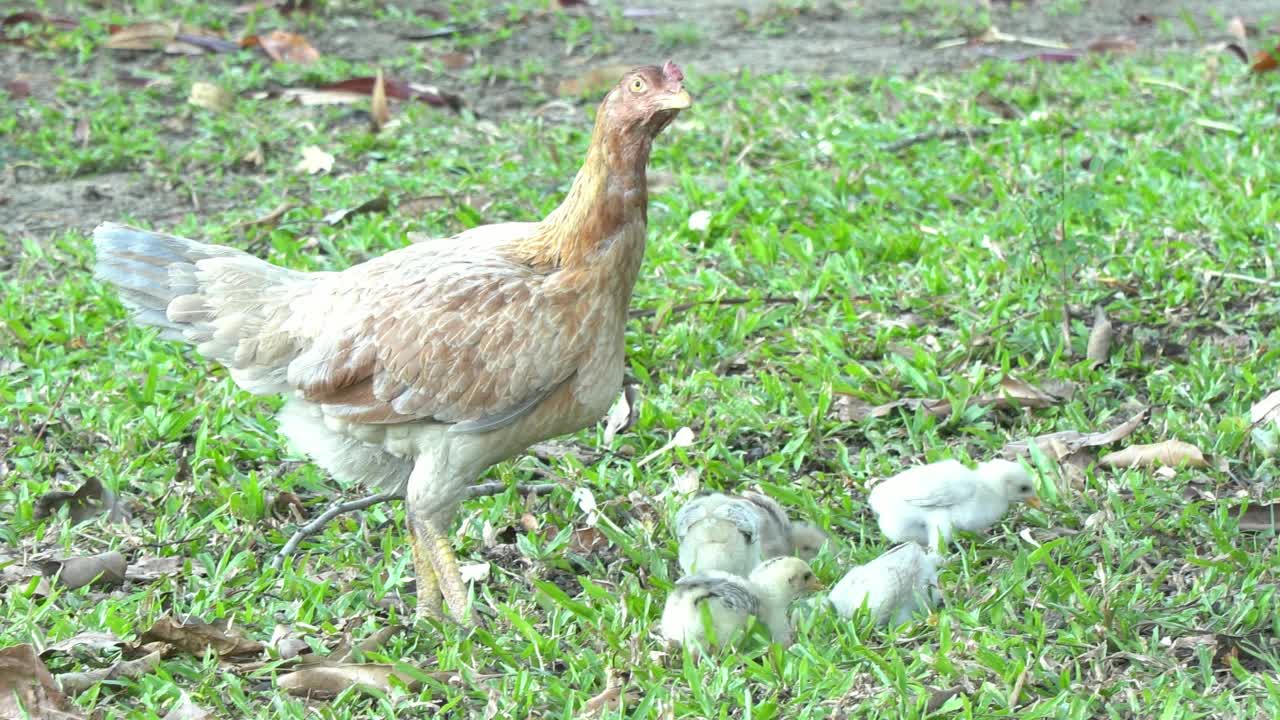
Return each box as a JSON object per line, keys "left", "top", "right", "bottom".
{"left": 660, "top": 556, "right": 822, "bottom": 651}
{"left": 673, "top": 492, "right": 828, "bottom": 576}
{"left": 867, "top": 459, "right": 1039, "bottom": 551}
{"left": 828, "top": 543, "right": 942, "bottom": 626}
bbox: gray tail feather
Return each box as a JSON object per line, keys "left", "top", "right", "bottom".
{"left": 92, "top": 222, "right": 246, "bottom": 339}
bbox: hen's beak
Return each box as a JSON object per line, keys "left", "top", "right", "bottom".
{"left": 1026, "top": 496, "right": 1042, "bottom": 509}
{"left": 659, "top": 87, "right": 692, "bottom": 110}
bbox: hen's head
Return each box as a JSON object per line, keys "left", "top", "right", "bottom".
{"left": 599, "top": 61, "right": 691, "bottom": 139}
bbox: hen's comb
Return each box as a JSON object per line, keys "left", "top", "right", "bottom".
{"left": 662, "top": 61, "right": 684, "bottom": 83}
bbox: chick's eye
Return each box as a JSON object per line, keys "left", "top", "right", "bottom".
{"left": 630, "top": 77, "right": 647, "bottom": 93}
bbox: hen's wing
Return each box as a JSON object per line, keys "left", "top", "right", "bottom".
{"left": 878, "top": 460, "right": 977, "bottom": 510}
{"left": 284, "top": 236, "right": 595, "bottom": 431}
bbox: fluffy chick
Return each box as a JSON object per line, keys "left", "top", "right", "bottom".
{"left": 660, "top": 557, "right": 822, "bottom": 651}
{"left": 868, "top": 459, "right": 1039, "bottom": 551}
{"left": 828, "top": 543, "right": 942, "bottom": 626}
{"left": 674, "top": 492, "right": 828, "bottom": 576}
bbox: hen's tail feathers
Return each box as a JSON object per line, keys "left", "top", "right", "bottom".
{"left": 93, "top": 222, "right": 314, "bottom": 394}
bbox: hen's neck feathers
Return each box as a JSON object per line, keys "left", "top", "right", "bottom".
{"left": 510, "top": 113, "right": 652, "bottom": 270}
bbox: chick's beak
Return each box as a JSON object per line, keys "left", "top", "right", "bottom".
{"left": 659, "top": 87, "right": 692, "bottom": 111}
{"left": 806, "top": 576, "right": 824, "bottom": 593}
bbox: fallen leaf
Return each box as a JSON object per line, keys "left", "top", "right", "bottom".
{"left": 234, "top": 1, "right": 313, "bottom": 15}
{"left": 243, "top": 30, "right": 319, "bottom": 64}
{"left": 163, "top": 692, "right": 213, "bottom": 720}
{"left": 40, "top": 632, "right": 123, "bottom": 659}
{"left": 277, "top": 663, "right": 422, "bottom": 699}
{"left": 139, "top": 616, "right": 264, "bottom": 659}
{"left": 42, "top": 551, "right": 127, "bottom": 590}
{"left": 981, "top": 376, "right": 1074, "bottom": 409}
{"left": 34, "top": 476, "right": 128, "bottom": 524}
{"left": 73, "top": 117, "right": 90, "bottom": 147}
{"left": 369, "top": 69, "right": 391, "bottom": 131}
{"left": 326, "top": 625, "right": 406, "bottom": 665}
{"left": 1254, "top": 391, "right": 1280, "bottom": 425}
{"left": 235, "top": 200, "right": 296, "bottom": 230}
{"left": 1099, "top": 440, "right": 1208, "bottom": 469}
{"left": 1238, "top": 503, "right": 1279, "bottom": 532}
{"left": 0, "top": 644, "right": 82, "bottom": 719}
{"left": 294, "top": 146, "right": 334, "bottom": 175}
{"left": 282, "top": 76, "right": 461, "bottom": 111}
{"left": 671, "top": 468, "right": 700, "bottom": 495}
{"left": 106, "top": 22, "right": 237, "bottom": 54}
{"left": 1253, "top": 45, "right": 1279, "bottom": 73}
{"left": 55, "top": 651, "right": 160, "bottom": 695}
{"left": 1004, "top": 407, "right": 1150, "bottom": 461}
{"left": 459, "top": 562, "right": 491, "bottom": 584}
{"left": 580, "top": 677, "right": 637, "bottom": 717}
{"left": 557, "top": 64, "right": 634, "bottom": 97}
{"left": 322, "top": 195, "right": 390, "bottom": 226}
{"left": 124, "top": 555, "right": 184, "bottom": 583}
{"left": 832, "top": 395, "right": 953, "bottom": 422}
{"left": 188, "top": 81, "right": 233, "bottom": 112}
{"left": 4, "top": 78, "right": 32, "bottom": 98}
{"left": 1086, "top": 36, "right": 1138, "bottom": 54}
{"left": 602, "top": 385, "right": 639, "bottom": 444}
{"left": 568, "top": 527, "right": 610, "bottom": 556}
{"left": 1086, "top": 306, "right": 1114, "bottom": 367}
{"left": 2, "top": 12, "right": 78, "bottom": 46}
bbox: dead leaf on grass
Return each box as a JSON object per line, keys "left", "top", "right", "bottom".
{"left": 277, "top": 663, "right": 422, "bottom": 699}
{"left": 1238, "top": 503, "right": 1280, "bottom": 532}
{"left": 1253, "top": 45, "right": 1279, "bottom": 73}
{"left": 602, "top": 385, "right": 639, "bottom": 444}
{"left": 1251, "top": 390, "right": 1280, "bottom": 426}
{"left": 106, "top": 22, "right": 238, "bottom": 54}
{"left": 294, "top": 146, "right": 334, "bottom": 174}
{"left": 188, "top": 81, "right": 233, "bottom": 112}
{"left": 328, "top": 625, "right": 405, "bottom": 664}
{"left": 983, "top": 376, "right": 1076, "bottom": 409}
{"left": 55, "top": 651, "right": 161, "bottom": 695}
{"left": 235, "top": 200, "right": 296, "bottom": 230}
{"left": 1003, "top": 407, "right": 1150, "bottom": 462}
{"left": 0, "top": 644, "right": 82, "bottom": 719}
{"left": 369, "top": 69, "right": 391, "bottom": 131}
{"left": 40, "top": 632, "right": 124, "bottom": 659}
{"left": 34, "top": 476, "right": 128, "bottom": 524}
{"left": 568, "top": 527, "right": 610, "bottom": 556}
{"left": 323, "top": 194, "right": 390, "bottom": 226}
{"left": 124, "top": 555, "right": 184, "bottom": 583}
{"left": 138, "top": 616, "right": 264, "bottom": 659}
{"left": 580, "top": 673, "right": 637, "bottom": 717}
{"left": 4, "top": 78, "right": 32, "bottom": 98}
{"left": 1086, "top": 306, "right": 1113, "bottom": 366}
{"left": 1086, "top": 36, "right": 1138, "bottom": 54}
{"left": 41, "top": 551, "right": 127, "bottom": 590}
{"left": 242, "top": 30, "right": 319, "bottom": 64}
{"left": 2, "top": 12, "right": 78, "bottom": 46}
{"left": 1098, "top": 440, "right": 1208, "bottom": 469}
{"left": 282, "top": 76, "right": 460, "bottom": 111}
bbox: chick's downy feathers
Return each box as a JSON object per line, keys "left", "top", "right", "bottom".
{"left": 673, "top": 491, "right": 827, "bottom": 576}
{"left": 828, "top": 543, "right": 942, "bottom": 626}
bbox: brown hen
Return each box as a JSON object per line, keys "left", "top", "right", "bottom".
{"left": 92, "top": 62, "right": 691, "bottom": 623}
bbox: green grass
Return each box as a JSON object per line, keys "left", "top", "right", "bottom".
{"left": 3, "top": 1, "right": 1280, "bottom": 718}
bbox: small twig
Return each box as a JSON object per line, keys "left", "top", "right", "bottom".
{"left": 272, "top": 489, "right": 401, "bottom": 568}
{"left": 1202, "top": 270, "right": 1280, "bottom": 288}
{"left": 883, "top": 127, "right": 991, "bottom": 153}
{"left": 628, "top": 295, "right": 808, "bottom": 320}
{"left": 33, "top": 379, "right": 72, "bottom": 444}
{"left": 465, "top": 482, "right": 558, "bottom": 499}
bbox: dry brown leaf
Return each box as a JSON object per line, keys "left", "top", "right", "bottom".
{"left": 1004, "top": 407, "right": 1150, "bottom": 461}
{"left": 1086, "top": 306, "right": 1113, "bottom": 366}
{"left": 0, "top": 644, "right": 82, "bottom": 719}
{"left": 106, "top": 22, "right": 236, "bottom": 55}
{"left": 281, "top": 76, "right": 461, "bottom": 111}
{"left": 34, "top": 476, "right": 128, "bottom": 524}
{"left": 982, "top": 376, "right": 1073, "bottom": 409}
{"left": 1251, "top": 390, "right": 1280, "bottom": 425}
{"left": 1098, "top": 440, "right": 1208, "bottom": 469}
{"left": 557, "top": 64, "right": 634, "bottom": 97}
{"left": 277, "top": 663, "right": 422, "bottom": 699}
{"left": 40, "top": 632, "right": 124, "bottom": 659}
{"left": 294, "top": 146, "right": 334, "bottom": 174}
{"left": 43, "top": 551, "right": 127, "bottom": 590}
{"left": 55, "top": 651, "right": 160, "bottom": 695}
{"left": 139, "top": 616, "right": 264, "bottom": 659}
{"left": 73, "top": 117, "right": 90, "bottom": 147}
{"left": 580, "top": 678, "right": 637, "bottom": 717}
{"left": 330, "top": 625, "right": 405, "bottom": 664}
{"left": 124, "top": 555, "right": 184, "bottom": 583}
{"left": 323, "top": 195, "right": 390, "bottom": 226}
{"left": 568, "top": 526, "right": 610, "bottom": 555}
{"left": 1086, "top": 36, "right": 1138, "bottom": 54}
{"left": 1254, "top": 45, "right": 1279, "bottom": 73}
{"left": 244, "top": 30, "right": 319, "bottom": 64}
{"left": 235, "top": 200, "right": 296, "bottom": 230}
{"left": 188, "top": 81, "right": 232, "bottom": 112}
{"left": 369, "top": 68, "right": 391, "bottom": 131}
{"left": 1238, "top": 503, "right": 1279, "bottom": 532}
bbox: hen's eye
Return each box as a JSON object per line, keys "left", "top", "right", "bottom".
{"left": 629, "top": 77, "right": 647, "bottom": 93}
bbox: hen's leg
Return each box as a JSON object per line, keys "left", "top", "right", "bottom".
{"left": 420, "top": 521, "right": 477, "bottom": 626}
{"left": 409, "top": 523, "right": 445, "bottom": 620}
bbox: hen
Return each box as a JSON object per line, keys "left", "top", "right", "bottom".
{"left": 92, "top": 62, "right": 692, "bottom": 624}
